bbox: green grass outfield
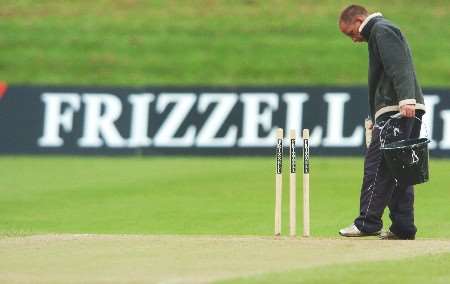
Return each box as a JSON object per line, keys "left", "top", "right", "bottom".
{"left": 1, "top": 156, "right": 449, "bottom": 237}
{"left": 1, "top": 0, "right": 449, "bottom": 86}
{"left": 220, "top": 252, "right": 450, "bottom": 284}
{"left": 0, "top": 156, "right": 449, "bottom": 283}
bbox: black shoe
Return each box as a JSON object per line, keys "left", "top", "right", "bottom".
{"left": 380, "top": 230, "right": 415, "bottom": 240}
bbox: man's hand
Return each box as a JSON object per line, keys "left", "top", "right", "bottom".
{"left": 400, "top": 104, "right": 416, "bottom": 118}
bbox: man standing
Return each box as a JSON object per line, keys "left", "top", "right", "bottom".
{"left": 338, "top": 5, "right": 425, "bottom": 240}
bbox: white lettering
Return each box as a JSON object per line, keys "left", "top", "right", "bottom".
{"left": 196, "top": 93, "right": 238, "bottom": 147}
{"left": 440, "top": 110, "right": 450, "bottom": 149}
{"left": 283, "top": 93, "right": 309, "bottom": 138}
{"left": 309, "top": 126, "right": 324, "bottom": 147}
{"left": 322, "top": 93, "right": 364, "bottom": 147}
{"left": 38, "top": 93, "right": 80, "bottom": 147}
{"left": 422, "top": 95, "right": 440, "bottom": 149}
{"left": 153, "top": 93, "right": 196, "bottom": 147}
{"left": 78, "top": 94, "right": 126, "bottom": 147}
{"left": 238, "top": 93, "right": 279, "bottom": 147}
{"left": 128, "top": 94, "right": 155, "bottom": 147}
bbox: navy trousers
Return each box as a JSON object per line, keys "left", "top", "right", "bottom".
{"left": 354, "top": 112, "right": 423, "bottom": 239}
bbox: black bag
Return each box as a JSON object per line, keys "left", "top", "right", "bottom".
{"left": 380, "top": 115, "right": 430, "bottom": 186}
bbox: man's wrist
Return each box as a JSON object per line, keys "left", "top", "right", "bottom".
{"left": 399, "top": 99, "right": 416, "bottom": 107}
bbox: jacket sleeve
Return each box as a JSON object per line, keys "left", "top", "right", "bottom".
{"left": 375, "top": 26, "right": 416, "bottom": 106}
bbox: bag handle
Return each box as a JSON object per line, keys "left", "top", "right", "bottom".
{"left": 378, "top": 113, "right": 428, "bottom": 147}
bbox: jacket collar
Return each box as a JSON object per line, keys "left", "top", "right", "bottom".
{"left": 359, "top": 12, "right": 383, "bottom": 40}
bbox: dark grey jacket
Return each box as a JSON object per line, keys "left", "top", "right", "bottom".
{"left": 361, "top": 16, "right": 425, "bottom": 120}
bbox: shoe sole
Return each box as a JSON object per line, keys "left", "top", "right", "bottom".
{"left": 380, "top": 236, "right": 415, "bottom": 240}
{"left": 339, "top": 231, "right": 381, "bottom": 237}
{"left": 379, "top": 231, "right": 415, "bottom": 240}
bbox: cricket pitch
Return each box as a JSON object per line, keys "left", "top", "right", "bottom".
{"left": 0, "top": 234, "right": 449, "bottom": 283}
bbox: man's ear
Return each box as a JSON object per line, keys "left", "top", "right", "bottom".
{"left": 354, "top": 15, "right": 366, "bottom": 25}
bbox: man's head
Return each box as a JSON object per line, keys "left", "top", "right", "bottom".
{"left": 339, "top": 5, "right": 368, "bottom": 43}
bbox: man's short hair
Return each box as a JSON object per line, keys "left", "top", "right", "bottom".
{"left": 340, "top": 5, "right": 368, "bottom": 23}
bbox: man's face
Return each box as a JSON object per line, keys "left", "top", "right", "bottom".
{"left": 339, "top": 17, "right": 365, "bottom": 43}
